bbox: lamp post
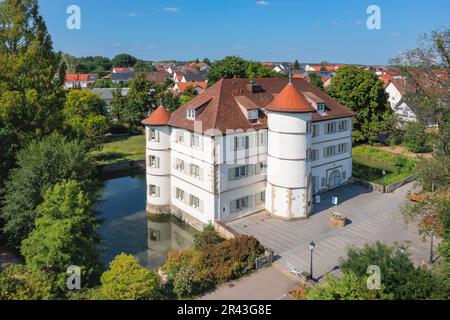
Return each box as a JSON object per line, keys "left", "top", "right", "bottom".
{"left": 429, "top": 228, "right": 435, "bottom": 264}
{"left": 309, "top": 241, "right": 316, "bottom": 280}
{"left": 382, "top": 169, "right": 386, "bottom": 192}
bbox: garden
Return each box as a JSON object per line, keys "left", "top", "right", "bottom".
{"left": 91, "top": 134, "right": 146, "bottom": 165}
{"left": 352, "top": 146, "right": 417, "bottom": 186}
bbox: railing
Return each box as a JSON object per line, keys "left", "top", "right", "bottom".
{"left": 255, "top": 249, "right": 274, "bottom": 269}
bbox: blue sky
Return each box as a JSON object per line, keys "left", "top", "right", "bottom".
{"left": 39, "top": 0, "right": 450, "bottom": 65}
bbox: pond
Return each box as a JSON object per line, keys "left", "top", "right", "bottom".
{"left": 96, "top": 170, "right": 197, "bottom": 270}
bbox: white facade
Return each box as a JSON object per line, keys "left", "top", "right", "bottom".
{"left": 145, "top": 115, "right": 353, "bottom": 230}
{"left": 385, "top": 82, "right": 417, "bottom": 122}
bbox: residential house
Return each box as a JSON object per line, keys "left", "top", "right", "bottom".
{"left": 112, "top": 71, "right": 136, "bottom": 84}
{"left": 173, "top": 82, "right": 208, "bottom": 95}
{"left": 64, "top": 74, "right": 99, "bottom": 89}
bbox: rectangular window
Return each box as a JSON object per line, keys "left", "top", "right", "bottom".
{"left": 235, "top": 196, "right": 248, "bottom": 210}
{"left": 175, "top": 188, "right": 184, "bottom": 201}
{"left": 337, "top": 143, "right": 347, "bottom": 154}
{"left": 311, "top": 149, "right": 319, "bottom": 161}
{"left": 190, "top": 164, "right": 200, "bottom": 179}
{"left": 338, "top": 120, "right": 348, "bottom": 132}
{"left": 175, "top": 131, "right": 184, "bottom": 144}
{"left": 175, "top": 158, "right": 185, "bottom": 172}
{"left": 190, "top": 195, "right": 200, "bottom": 209}
{"left": 324, "top": 145, "right": 336, "bottom": 158}
{"left": 148, "top": 155, "right": 159, "bottom": 168}
{"left": 149, "top": 185, "right": 160, "bottom": 197}
{"left": 150, "top": 129, "right": 160, "bottom": 142}
{"left": 259, "top": 131, "right": 265, "bottom": 145}
{"left": 230, "top": 165, "right": 249, "bottom": 181}
{"left": 321, "top": 177, "right": 326, "bottom": 187}
{"left": 186, "top": 109, "right": 195, "bottom": 120}
{"left": 306, "top": 121, "right": 312, "bottom": 134}
{"left": 248, "top": 110, "right": 259, "bottom": 123}
{"left": 317, "top": 103, "right": 326, "bottom": 113}
{"left": 312, "top": 124, "right": 319, "bottom": 137}
{"left": 306, "top": 148, "right": 311, "bottom": 161}
{"left": 326, "top": 122, "right": 336, "bottom": 134}
{"left": 190, "top": 134, "right": 200, "bottom": 149}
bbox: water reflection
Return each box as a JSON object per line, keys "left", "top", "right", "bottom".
{"left": 97, "top": 170, "right": 197, "bottom": 270}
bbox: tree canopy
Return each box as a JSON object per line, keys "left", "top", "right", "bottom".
{"left": 326, "top": 65, "right": 391, "bottom": 143}
{"left": 1, "top": 133, "right": 96, "bottom": 246}
{"left": 112, "top": 54, "right": 138, "bottom": 68}
{"left": 21, "top": 180, "right": 102, "bottom": 292}
{"left": 206, "top": 56, "right": 279, "bottom": 84}
{"left": 63, "top": 90, "right": 109, "bottom": 139}
{"left": 0, "top": 0, "right": 66, "bottom": 188}
{"left": 308, "top": 73, "right": 324, "bottom": 90}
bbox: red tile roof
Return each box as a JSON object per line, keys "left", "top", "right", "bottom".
{"left": 266, "top": 83, "right": 315, "bottom": 113}
{"left": 174, "top": 82, "right": 208, "bottom": 93}
{"left": 165, "top": 78, "right": 355, "bottom": 134}
{"left": 142, "top": 106, "right": 171, "bottom": 126}
{"left": 312, "top": 65, "right": 336, "bottom": 71}
{"left": 65, "top": 74, "right": 97, "bottom": 82}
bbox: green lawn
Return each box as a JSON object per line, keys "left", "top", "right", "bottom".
{"left": 352, "top": 146, "right": 417, "bottom": 185}
{"left": 92, "top": 134, "right": 146, "bottom": 165}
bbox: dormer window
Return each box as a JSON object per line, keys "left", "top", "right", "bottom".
{"left": 187, "top": 109, "right": 195, "bottom": 120}
{"left": 247, "top": 109, "right": 259, "bottom": 123}
{"left": 317, "top": 103, "right": 326, "bottom": 113}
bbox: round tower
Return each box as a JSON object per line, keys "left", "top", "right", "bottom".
{"left": 142, "top": 105, "right": 171, "bottom": 214}
{"left": 265, "top": 80, "right": 315, "bottom": 219}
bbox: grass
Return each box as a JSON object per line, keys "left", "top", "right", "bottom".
{"left": 352, "top": 145, "right": 417, "bottom": 185}
{"left": 92, "top": 134, "right": 146, "bottom": 165}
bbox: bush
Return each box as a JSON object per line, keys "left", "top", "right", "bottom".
{"left": 404, "top": 121, "right": 428, "bottom": 153}
{"left": 98, "top": 253, "right": 159, "bottom": 300}
{"left": 306, "top": 272, "right": 393, "bottom": 300}
{"left": 194, "top": 224, "right": 224, "bottom": 250}
{"left": 339, "top": 242, "right": 415, "bottom": 299}
{"left": 163, "top": 235, "right": 265, "bottom": 298}
{"left": 0, "top": 264, "right": 53, "bottom": 300}
{"left": 201, "top": 235, "right": 265, "bottom": 284}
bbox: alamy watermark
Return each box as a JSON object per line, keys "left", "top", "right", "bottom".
{"left": 66, "top": 265, "right": 81, "bottom": 290}
{"left": 366, "top": 5, "right": 381, "bottom": 30}
{"left": 66, "top": 5, "right": 81, "bottom": 30}
{"left": 366, "top": 265, "right": 381, "bottom": 290}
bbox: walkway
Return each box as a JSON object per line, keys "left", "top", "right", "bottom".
{"left": 199, "top": 264, "right": 299, "bottom": 300}
{"left": 226, "top": 183, "right": 432, "bottom": 281}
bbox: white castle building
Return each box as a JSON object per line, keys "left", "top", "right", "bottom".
{"left": 142, "top": 78, "right": 356, "bottom": 230}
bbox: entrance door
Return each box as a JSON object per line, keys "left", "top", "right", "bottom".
{"left": 328, "top": 170, "right": 342, "bottom": 189}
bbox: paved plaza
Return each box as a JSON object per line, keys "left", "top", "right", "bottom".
{"left": 227, "top": 182, "right": 433, "bottom": 281}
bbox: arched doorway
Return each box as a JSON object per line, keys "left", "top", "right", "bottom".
{"left": 328, "top": 170, "right": 342, "bottom": 189}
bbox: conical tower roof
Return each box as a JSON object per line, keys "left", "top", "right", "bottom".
{"left": 142, "top": 106, "right": 171, "bottom": 126}
{"left": 266, "top": 82, "right": 315, "bottom": 113}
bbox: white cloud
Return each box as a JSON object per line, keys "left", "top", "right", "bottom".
{"left": 354, "top": 20, "right": 363, "bottom": 25}
{"left": 256, "top": 1, "right": 270, "bottom": 5}
{"left": 164, "top": 7, "right": 179, "bottom": 12}
{"left": 127, "top": 12, "right": 138, "bottom": 18}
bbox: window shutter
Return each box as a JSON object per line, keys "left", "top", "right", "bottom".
{"left": 321, "top": 177, "right": 326, "bottom": 187}
{"left": 248, "top": 195, "right": 254, "bottom": 208}
{"left": 342, "top": 171, "right": 347, "bottom": 180}
{"left": 228, "top": 168, "right": 235, "bottom": 181}
{"left": 156, "top": 186, "right": 160, "bottom": 197}
{"left": 248, "top": 164, "right": 255, "bottom": 176}
{"left": 255, "top": 162, "right": 262, "bottom": 175}
{"left": 199, "top": 200, "right": 204, "bottom": 213}
{"left": 199, "top": 167, "right": 203, "bottom": 180}
{"left": 230, "top": 200, "right": 236, "bottom": 213}
{"left": 156, "top": 157, "right": 160, "bottom": 168}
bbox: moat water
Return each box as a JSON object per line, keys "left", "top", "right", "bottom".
{"left": 96, "top": 169, "right": 197, "bottom": 269}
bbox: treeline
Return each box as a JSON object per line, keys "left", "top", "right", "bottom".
{"left": 62, "top": 53, "right": 157, "bottom": 76}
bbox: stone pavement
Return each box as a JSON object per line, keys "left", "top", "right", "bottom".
{"left": 227, "top": 182, "right": 432, "bottom": 281}
{"left": 199, "top": 264, "right": 299, "bottom": 300}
